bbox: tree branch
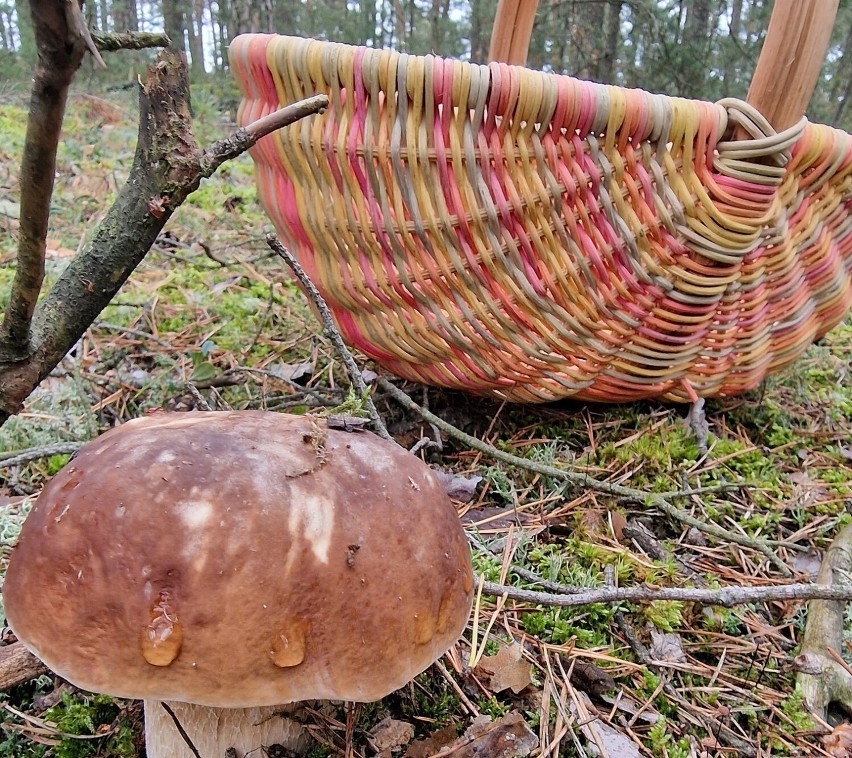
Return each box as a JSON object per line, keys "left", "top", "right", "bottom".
{"left": 268, "top": 233, "right": 391, "bottom": 442}
{"left": 482, "top": 579, "right": 852, "bottom": 608}
{"left": 0, "top": 53, "right": 326, "bottom": 427}
{"left": 0, "top": 0, "right": 89, "bottom": 359}
{"left": 378, "top": 378, "right": 794, "bottom": 575}
{"left": 0, "top": 642, "right": 48, "bottom": 691}
{"left": 201, "top": 95, "right": 329, "bottom": 176}
{"left": 795, "top": 523, "right": 852, "bottom": 720}
{"left": 92, "top": 31, "right": 172, "bottom": 51}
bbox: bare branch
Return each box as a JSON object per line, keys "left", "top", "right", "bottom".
{"left": 378, "top": 378, "right": 794, "bottom": 575}
{"left": 0, "top": 57, "right": 324, "bottom": 428}
{"left": 482, "top": 579, "right": 852, "bottom": 608}
{"left": 200, "top": 96, "right": 329, "bottom": 177}
{"left": 0, "top": 441, "right": 83, "bottom": 468}
{"left": 92, "top": 31, "right": 172, "bottom": 51}
{"left": 795, "top": 523, "right": 852, "bottom": 719}
{"left": 0, "top": 642, "right": 48, "bottom": 691}
{"left": 268, "top": 234, "right": 392, "bottom": 442}
{"left": 0, "top": 0, "right": 89, "bottom": 359}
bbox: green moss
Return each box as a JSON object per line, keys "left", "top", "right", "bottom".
{"left": 643, "top": 601, "right": 685, "bottom": 632}
{"left": 781, "top": 690, "right": 815, "bottom": 733}
{"left": 36, "top": 692, "right": 137, "bottom": 758}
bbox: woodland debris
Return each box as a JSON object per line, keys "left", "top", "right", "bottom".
{"left": 0, "top": 642, "right": 48, "bottom": 691}
{"left": 795, "top": 522, "right": 852, "bottom": 719}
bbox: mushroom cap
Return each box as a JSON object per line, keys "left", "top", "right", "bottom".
{"left": 4, "top": 411, "right": 474, "bottom": 707}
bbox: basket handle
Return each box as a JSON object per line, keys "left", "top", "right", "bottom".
{"left": 744, "top": 0, "right": 838, "bottom": 132}
{"left": 488, "top": 0, "right": 837, "bottom": 133}
{"left": 488, "top": 0, "right": 539, "bottom": 66}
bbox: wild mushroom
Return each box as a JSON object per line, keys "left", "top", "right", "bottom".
{"left": 3, "top": 411, "right": 474, "bottom": 757}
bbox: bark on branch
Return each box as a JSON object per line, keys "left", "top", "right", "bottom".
{"left": 91, "top": 31, "right": 172, "bottom": 51}
{"left": 0, "top": 46, "right": 327, "bottom": 427}
{"left": 0, "top": 642, "right": 48, "bottom": 691}
{"left": 482, "top": 579, "right": 852, "bottom": 608}
{"left": 0, "top": 0, "right": 89, "bottom": 359}
{"left": 795, "top": 523, "right": 852, "bottom": 720}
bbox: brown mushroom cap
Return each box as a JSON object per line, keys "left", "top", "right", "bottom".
{"left": 4, "top": 411, "right": 474, "bottom": 707}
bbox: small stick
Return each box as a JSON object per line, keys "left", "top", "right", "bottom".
{"left": 0, "top": 642, "right": 48, "bottom": 690}
{"left": 481, "top": 579, "right": 852, "bottom": 608}
{"left": 91, "top": 31, "right": 172, "bottom": 51}
{"left": 0, "top": 442, "right": 83, "bottom": 469}
{"left": 267, "top": 234, "right": 391, "bottom": 442}
{"left": 201, "top": 96, "right": 329, "bottom": 178}
{"left": 379, "top": 378, "right": 793, "bottom": 575}
{"left": 160, "top": 702, "right": 202, "bottom": 758}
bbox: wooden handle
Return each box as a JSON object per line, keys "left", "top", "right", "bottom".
{"left": 745, "top": 0, "right": 838, "bottom": 131}
{"left": 488, "top": 0, "right": 540, "bottom": 65}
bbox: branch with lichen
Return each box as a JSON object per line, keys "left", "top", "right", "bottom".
{"left": 0, "top": 43, "right": 327, "bottom": 427}
{"left": 795, "top": 522, "right": 852, "bottom": 721}
{"left": 377, "top": 378, "right": 794, "bottom": 576}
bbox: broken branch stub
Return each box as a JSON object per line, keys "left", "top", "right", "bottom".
{"left": 0, "top": 51, "right": 326, "bottom": 428}
{"left": 795, "top": 523, "right": 852, "bottom": 720}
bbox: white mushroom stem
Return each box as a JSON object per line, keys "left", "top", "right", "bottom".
{"left": 144, "top": 700, "right": 308, "bottom": 758}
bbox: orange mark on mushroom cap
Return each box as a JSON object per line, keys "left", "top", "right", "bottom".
{"left": 141, "top": 590, "right": 184, "bottom": 666}
{"left": 269, "top": 619, "right": 309, "bottom": 668}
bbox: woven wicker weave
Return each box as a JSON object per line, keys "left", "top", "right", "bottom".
{"left": 230, "top": 34, "right": 852, "bottom": 403}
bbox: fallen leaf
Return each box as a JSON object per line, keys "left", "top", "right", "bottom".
{"left": 599, "top": 692, "right": 660, "bottom": 725}
{"left": 433, "top": 469, "right": 483, "bottom": 502}
{"left": 208, "top": 274, "right": 244, "bottom": 294}
{"left": 649, "top": 630, "right": 687, "bottom": 663}
{"left": 269, "top": 361, "right": 313, "bottom": 383}
{"left": 403, "top": 724, "right": 458, "bottom": 757}
{"left": 416, "top": 713, "right": 538, "bottom": 757}
{"left": 792, "top": 548, "right": 824, "bottom": 579}
{"left": 477, "top": 642, "right": 532, "bottom": 694}
{"left": 368, "top": 717, "right": 415, "bottom": 752}
{"left": 570, "top": 692, "right": 641, "bottom": 758}
{"left": 568, "top": 659, "right": 616, "bottom": 698}
{"left": 824, "top": 722, "right": 852, "bottom": 757}
{"left": 609, "top": 510, "right": 627, "bottom": 541}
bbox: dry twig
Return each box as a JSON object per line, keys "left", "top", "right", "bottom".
{"left": 795, "top": 522, "right": 852, "bottom": 719}
{"left": 481, "top": 579, "right": 852, "bottom": 608}
{"left": 267, "top": 234, "right": 391, "bottom": 442}
{"left": 378, "top": 378, "right": 794, "bottom": 575}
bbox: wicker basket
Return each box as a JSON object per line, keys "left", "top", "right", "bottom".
{"left": 229, "top": 5, "right": 852, "bottom": 403}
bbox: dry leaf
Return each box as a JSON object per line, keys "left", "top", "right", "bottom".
{"left": 427, "top": 713, "right": 538, "bottom": 757}
{"left": 570, "top": 692, "right": 641, "bottom": 758}
{"left": 403, "top": 724, "right": 458, "bottom": 757}
{"left": 477, "top": 642, "right": 532, "bottom": 694}
{"left": 824, "top": 723, "right": 852, "bottom": 757}
{"left": 368, "top": 717, "right": 415, "bottom": 752}
{"left": 270, "top": 361, "right": 313, "bottom": 382}
{"left": 568, "top": 659, "right": 616, "bottom": 698}
{"left": 792, "top": 548, "right": 823, "bottom": 579}
{"left": 609, "top": 510, "right": 628, "bottom": 541}
{"left": 649, "top": 630, "right": 687, "bottom": 663}
{"left": 433, "top": 469, "right": 483, "bottom": 502}
{"left": 599, "top": 692, "right": 660, "bottom": 725}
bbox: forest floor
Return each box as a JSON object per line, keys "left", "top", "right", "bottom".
{"left": 0, "top": 68, "right": 851, "bottom": 758}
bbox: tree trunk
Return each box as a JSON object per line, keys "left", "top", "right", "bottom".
{"left": 13, "top": 0, "right": 35, "bottom": 61}
{"left": 599, "top": 1, "right": 623, "bottom": 84}
{"left": 681, "top": 0, "right": 713, "bottom": 95}
{"left": 722, "top": 0, "right": 744, "bottom": 95}
{"left": 186, "top": 0, "right": 205, "bottom": 75}
{"left": 111, "top": 0, "right": 139, "bottom": 32}
{"left": 163, "top": 2, "right": 187, "bottom": 52}
{"left": 573, "top": 1, "right": 606, "bottom": 80}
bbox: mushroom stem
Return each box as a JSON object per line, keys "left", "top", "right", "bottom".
{"left": 144, "top": 700, "right": 308, "bottom": 758}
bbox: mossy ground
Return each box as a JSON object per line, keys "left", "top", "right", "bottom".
{"left": 1, "top": 68, "right": 851, "bottom": 757}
